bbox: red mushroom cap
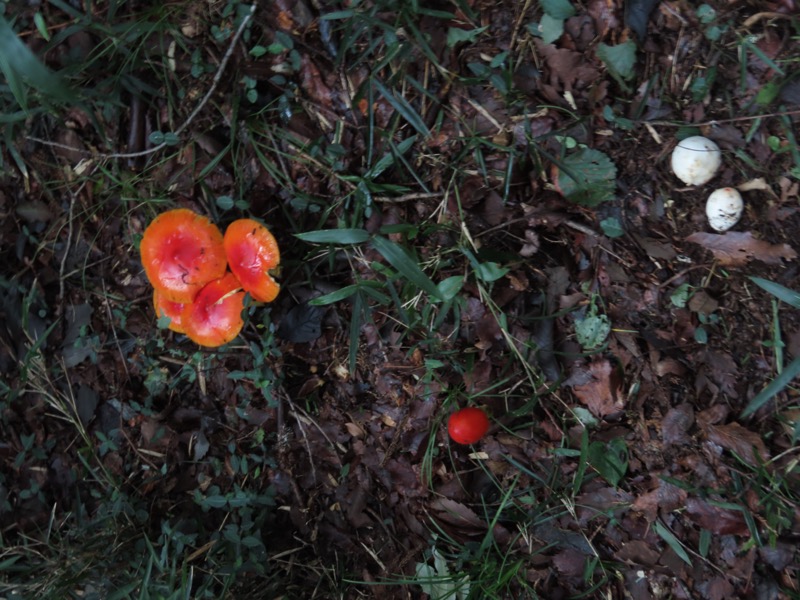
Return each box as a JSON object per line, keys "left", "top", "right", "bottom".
{"left": 447, "top": 407, "right": 490, "bottom": 445}
{"left": 153, "top": 289, "right": 187, "bottom": 334}
{"left": 181, "top": 272, "right": 245, "bottom": 347}
{"left": 140, "top": 208, "right": 227, "bottom": 304}
{"left": 223, "top": 218, "right": 280, "bottom": 303}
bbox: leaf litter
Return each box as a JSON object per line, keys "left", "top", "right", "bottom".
{"left": 1, "top": 0, "right": 799, "bottom": 597}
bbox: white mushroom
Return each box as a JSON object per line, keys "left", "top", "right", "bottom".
{"left": 671, "top": 136, "right": 722, "bottom": 186}
{"left": 706, "top": 187, "right": 743, "bottom": 232}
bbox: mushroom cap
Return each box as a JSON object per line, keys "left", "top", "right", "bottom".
{"left": 706, "top": 187, "right": 744, "bottom": 232}
{"left": 153, "top": 289, "right": 187, "bottom": 333}
{"left": 181, "top": 272, "right": 245, "bottom": 347}
{"left": 670, "top": 136, "right": 722, "bottom": 186}
{"left": 223, "top": 218, "right": 281, "bottom": 303}
{"left": 447, "top": 407, "right": 490, "bottom": 445}
{"left": 140, "top": 208, "right": 227, "bottom": 304}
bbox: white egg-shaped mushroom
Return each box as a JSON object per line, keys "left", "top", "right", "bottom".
{"left": 671, "top": 136, "right": 722, "bottom": 186}
{"left": 706, "top": 187, "right": 743, "bottom": 232}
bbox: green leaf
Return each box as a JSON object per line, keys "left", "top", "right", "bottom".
{"left": 295, "top": 228, "right": 370, "bottom": 244}
{"left": 475, "top": 261, "right": 509, "bottom": 283}
{"left": 446, "top": 26, "right": 487, "bottom": 47}
{"left": 654, "top": 521, "right": 692, "bottom": 566}
{"left": 670, "top": 283, "right": 692, "bottom": 308}
{"left": 437, "top": 276, "right": 464, "bottom": 301}
{"left": 541, "top": 0, "right": 576, "bottom": 19}
{"left": 599, "top": 217, "right": 624, "bottom": 238}
{"left": 539, "top": 14, "right": 564, "bottom": 44}
{"left": 216, "top": 195, "right": 235, "bottom": 210}
{"left": 587, "top": 438, "right": 628, "bottom": 487}
{"left": 596, "top": 41, "right": 637, "bottom": 87}
{"left": 371, "top": 236, "right": 443, "bottom": 300}
{"left": 556, "top": 147, "right": 617, "bottom": 206}
{"left": 575, "top": 313, "right": 610, "bottom": 350}
{"left": 741, "top": 355, "right": 800, "bottom": 419}
{"left": 756, "top": 81, "right": 781, "bottom": 106}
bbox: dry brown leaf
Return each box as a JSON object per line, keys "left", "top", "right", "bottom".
{"left": 572, "top": 358, "right": 624, "bottom": 418}
{"left": 685, "top": 231, "right": 797, "bottom": 266}
{"left": 705, "top": 422, "right": 769, "bottom": 466}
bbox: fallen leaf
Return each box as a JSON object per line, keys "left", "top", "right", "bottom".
{"left": 552, "top": 548, "right": 586, "bottom": 577}
{"left": 686, "top": 231, "right": 797, "bottom": 266}
{"left": 705, "top": 422, "right": 769, "bottom": 466}
{"left": 614, "top": 539, "right": 661, "bottom": 567}
{"left": 685, "top": 497, "right": 748, "bottom": 536}
{"left": 572, "top": 358, "right": 624, "bottom": 418}
{"left": 662, "top": 404, "right": 694, "bottom": 447}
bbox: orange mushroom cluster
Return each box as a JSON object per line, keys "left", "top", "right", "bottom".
{"left": 140, "top": 208, "right": 280, "bottom": 347}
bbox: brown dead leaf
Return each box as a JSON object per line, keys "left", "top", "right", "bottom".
{"left": 705, "top": 422, "right": 769, "bottom": 466}
{"left": 552, "top": 548, "right": 586, "bottom": 577}
{"left": 533, "top": 39, "right": 599, "bottom": 92}
{"left": 688, "top": 290, "right": 718, "bottom": 316}
{"left": 697, "top": 577, "right": 735, "bottom": 600}
{"left": 572, "top": 358, "right": 624, "bottom": 418}
{"left": 686, "top": 231, "right": 797, "bottom": 266}
{"left": 685, "top": 497, "right": 748, "bottom": 536}
{"left": 614, "top": 539, "right": 661, "bottom": 567}
{"left": 662, "top": 403, "right": 694, "bottom": 447}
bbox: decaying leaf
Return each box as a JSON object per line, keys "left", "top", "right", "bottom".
{"left": 686, "top": 231, "right": 797, "bottom": 266}
{"left": 705, "top": 422, "right": 770, "bottom": 466}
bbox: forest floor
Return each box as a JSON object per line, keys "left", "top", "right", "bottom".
{"left": 0, "top": 0, "right": 799, "bottom": 598}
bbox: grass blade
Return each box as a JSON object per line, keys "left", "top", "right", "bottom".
{"left": 654, "top": 520, "right": 692, "bottom": 566}
{"left": 749, "top": 276, "right": 800, "bottom": 309}
{"left": 740, "top": 355, "right": 800, "bottom": 418}
{"left": 371, "top": 235, "right": 443, "bottom": 301}
{"left": 296, "top": 229, "right": 370, "bottom": 244}
{"left": 0, "top": 15, "right": 76, "bottom": 104}
{"left": 372, "top": 78, "right": 430, "bottom": 138}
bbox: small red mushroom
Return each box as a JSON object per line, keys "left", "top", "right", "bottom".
{"left": 181, "top": 272, "right": 245, "bottom": 347}
{"left": 223, "top": 218, "right": 280, "bottom": 303}
{"left": 447, "top": 407, "right": 490, "bottom": 445}
{"left": 153, "top": 290, "right": 187, "bottom": 334}
{"left": 140, "top": 208, "right": 227, "bottom": 304}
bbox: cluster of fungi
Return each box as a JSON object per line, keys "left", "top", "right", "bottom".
{"left": 140, "top": 208, "right": 280, "bottom": 347}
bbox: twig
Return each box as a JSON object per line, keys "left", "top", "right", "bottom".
{"left": 57, "top": 190, "right": 78, "bottom": 316}
{"left": 648, "top": 109, "right": 800, "bottom": 128}
{"left": 27, "top": 4, "right": 257, "bottom": 161}
{"left": 100, "top": 279, "right": 130, "bottom": 380}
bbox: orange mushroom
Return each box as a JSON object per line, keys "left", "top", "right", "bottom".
{"left": 140, "top": 208, "right": 227, "bottom": 304}
{"left": 181, "top": 272, "right": 245, "bottom": 347}
{"left": 153, "top": 290, "right": 187, "bottom": 334}
{"left": 223, "top": 218, "right": 280, "bottom": 303}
